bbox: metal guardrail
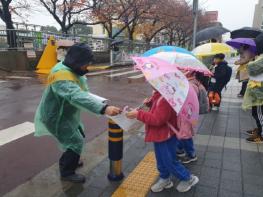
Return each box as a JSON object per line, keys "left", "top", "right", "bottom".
{"left": 0, "top": 29, "right": 111, "bottom": 51}
{"left": 0, "top": 29, "right": 162, "bottom": 64}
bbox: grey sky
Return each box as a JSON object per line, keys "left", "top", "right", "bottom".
{"left": 200, "top": 0, "right": 258, "bottom": 30}
{"left": 0, "top": 0, "right": 259, "bottom": 31}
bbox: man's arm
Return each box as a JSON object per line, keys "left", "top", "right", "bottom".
{"left": 52, "top": 80, "right": 107, "bottom": 114}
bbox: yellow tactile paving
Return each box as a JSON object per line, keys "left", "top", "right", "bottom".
{"left": 112, "top": 152, "right": 158, "bottom": 197}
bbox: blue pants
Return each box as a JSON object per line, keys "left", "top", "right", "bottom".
{"left": 177, "top": 138, "right": 196, "bottom": 158}
{"left": 154, "top": 136, "right": 191, "bottom": 181}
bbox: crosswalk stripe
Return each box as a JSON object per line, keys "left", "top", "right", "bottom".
{"left": 5, "top": 76, "right": 32, "bottom": 79}
{"left": 127, "top": 74, "right": 144, "bottom": 79}
{"left": 86, "top": 68, "right": 131, "bottom": 76}
{"left": 0, "top": 122, "right": 35, "bottom": 146}
{"left": 106, "top": 70, "right": 140, "bottom": 78}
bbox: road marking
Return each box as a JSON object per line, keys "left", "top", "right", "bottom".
{"left": 0, "top": 80, "right": 6, "bottom": 83}
{"left": 106, "top": 70, "right": 141, "bottom": 78}
{"left": 127, "top": 74, "right": 144, "bottom": 79}
{"left": 127, "top": 74, "right": 145, "bottom": 83}
{"left": 0, "top": 122, "right": 35, "bottom": 146}
{"left": 86, "top": 68, "right": 131, "bottom": 76}
{"left": 3, "top": 131, "right": 133, "bottom": 197}
{"left": 112, "top": 152, "right": 158, "bottom": 197}
{"left": 5, "top": 76, "right": 32, "bottom": 79}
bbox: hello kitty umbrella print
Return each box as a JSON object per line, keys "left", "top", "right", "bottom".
{"left": 132, "top": 56, "right": 199, "bottom": 126}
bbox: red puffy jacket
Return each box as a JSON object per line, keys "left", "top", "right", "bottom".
{"left": 137, "top": 91, "right": 177, "bottom": 142}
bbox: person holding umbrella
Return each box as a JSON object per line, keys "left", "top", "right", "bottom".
{"left": 126, "top": 57, "right": 199, "bottom": 193}
{"left": 243, "top": 33, "right": 263, "bottom": 143}
{"left": 126, "top": 91, "right": 199, "bottom": 193}
{"left": 34, "top": 43, "right": 122, "bottom": 183}
{"left": 208, "top": 53, "right": 232, "bottom": 111}
{"left": 235, "top": 45, "right": 255, "bottom": 97}
{"left": 226, "top": 38, "right": 256, "bottom": 97}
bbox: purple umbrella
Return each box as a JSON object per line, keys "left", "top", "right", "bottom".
{"left": 226, "top": 38, "right": 256, "bottom": 53}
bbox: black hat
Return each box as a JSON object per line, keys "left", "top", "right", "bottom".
{"left": 255, "top": 33, "right": 263, "bottom": 55}
{"left": 63, "top": 43, "right": 94, "bottom": 70}
{"left": 214, "top": 53, "right": 225, "bottom": 59}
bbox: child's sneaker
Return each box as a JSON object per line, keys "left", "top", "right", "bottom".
{"left": 176, "top": 175, "right": 199, "bottom": 193}
{"left": 212, "top": 106, "right": 219, "bottom": 111}
{"left": 176, "top": 150, "right": 186, "bottom": 158}
{"left": 151, "top": 178, "right": 174, "bottom": 193}
{"left": 180, "top": 155, "right": 198, "bottom": 164}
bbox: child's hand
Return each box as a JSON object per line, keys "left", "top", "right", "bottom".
{"left": 126, "top": 109, "right": 138, "bottom": 119}
{"left": 105, "top": 106, "right": 122, "bottom": 116}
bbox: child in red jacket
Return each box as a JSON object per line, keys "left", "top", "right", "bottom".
{"left": 126, "top": 90, "right": 199, "bottom": 193}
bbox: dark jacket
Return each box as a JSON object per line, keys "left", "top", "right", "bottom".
{"left": 209, "top": 61, "right": 229, "bottom": 92}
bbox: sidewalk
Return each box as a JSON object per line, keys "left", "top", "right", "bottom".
{"left": 68, "top": 79, "right": 263, "bottom": 197}
{"left": 5, "top": 79, "right": 263, "bottom": 197}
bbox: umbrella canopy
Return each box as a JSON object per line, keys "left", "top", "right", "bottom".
{"left": 231, "top": 27, "right": 262, "bottom": 39}
{"left": 133, "top": 56, "right": 199, "bottom": 125}
{"left": 226, "top": 38, "right": 256, "bottom": 53}
{"left": 151, "top": 52, "right": 212, "bottom": 76}
{"left": 192, "top": 43, "right": 234, "bottom": 57}
{"left": 255, "top": 33, "right": 263, "bottom": 55}
{"left": 143, "top": 46, "right": 194, "bottom": 57}
{"left": 196, "top": 26, "right": 230, "bottom": 43}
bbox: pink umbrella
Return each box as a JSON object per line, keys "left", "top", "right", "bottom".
{"left": 133, "top": 56, "right": 199, "bottom": 125}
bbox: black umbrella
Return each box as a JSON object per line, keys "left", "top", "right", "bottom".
{"left": 196, "top": 26, "right": 230, "bottom": 43}
{"left": 255, "top": 33, "right": 263, "bottom": 55}
{"left": 231, "top": 27, "right": 262, "bottom": 39}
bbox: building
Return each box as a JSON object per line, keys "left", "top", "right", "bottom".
{"left": 205, "top": 11, "right": 218, "bottom": 23}
{"left": 91, "top": 24, "right": 108, "bottom": 38}
{"left": 253, "top": 0, "right": 263, "bottom": 30}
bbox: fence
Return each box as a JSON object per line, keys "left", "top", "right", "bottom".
{"left": 0, "top": 29, "right": 110, "bottom": 51}
{"left": 0, "top": 29, "right": 161, "bottom": 65}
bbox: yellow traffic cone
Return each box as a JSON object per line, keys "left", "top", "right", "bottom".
{"left": 36, "top": 36, "right": 57, "bottom": 74}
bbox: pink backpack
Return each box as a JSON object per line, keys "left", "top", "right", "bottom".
{"left": 157, "top": 97, "right": 195, "bottom": 140}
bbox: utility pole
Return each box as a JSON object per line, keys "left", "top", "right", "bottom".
{"left": 192, "top": 0, "right": 199, "bottom": 49}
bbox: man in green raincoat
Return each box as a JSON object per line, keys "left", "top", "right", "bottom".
{"left": 35, "top": 43, "right": 121, "bottom": 183}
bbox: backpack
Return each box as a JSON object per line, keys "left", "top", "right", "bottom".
{"left": 156, "top": 96, "right": 194, "bottom": 140}
{"left": 191, "top": 79, "right": 209, "bottom": 114}
{"left": 224, "top": 65, "right": 232, "bottom": 86}
{"left": 198, "top": 84, "right": 209, "bottom": 114}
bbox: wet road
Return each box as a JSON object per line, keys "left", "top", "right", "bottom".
{"left": 0, "top": 70, "right": 151, "bottom": 195}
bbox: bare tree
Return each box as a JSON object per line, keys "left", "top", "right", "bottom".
{"left": 0, "top": 0, "right": 30, "bottom": 48}
{"left": 38, "top": 0, "right": 101, "bottom": 34}
{"left": 118, "top": 0, "right": 157, "bottom": 40}
{"left": 91, "top": 0, "right": 123, "bottom": 39}
{"left": 136, "top": 0, "right": 189, "bottom": 46}
{"left": 136, "top": 0, "right": 213, "bottom": 48}
{"left": 92, "top": 0, "right": 146, "bottom": 40}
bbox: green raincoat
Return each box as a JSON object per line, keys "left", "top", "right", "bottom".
{"left": 34, "top": 62, "right": 106, "bottom": 154}
{"left": 242, "top": 55, "right": 263, "bottom": 110}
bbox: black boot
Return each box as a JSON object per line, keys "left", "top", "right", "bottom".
{"left": 59, "top": 149, "right": 86, "bottom": 183}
